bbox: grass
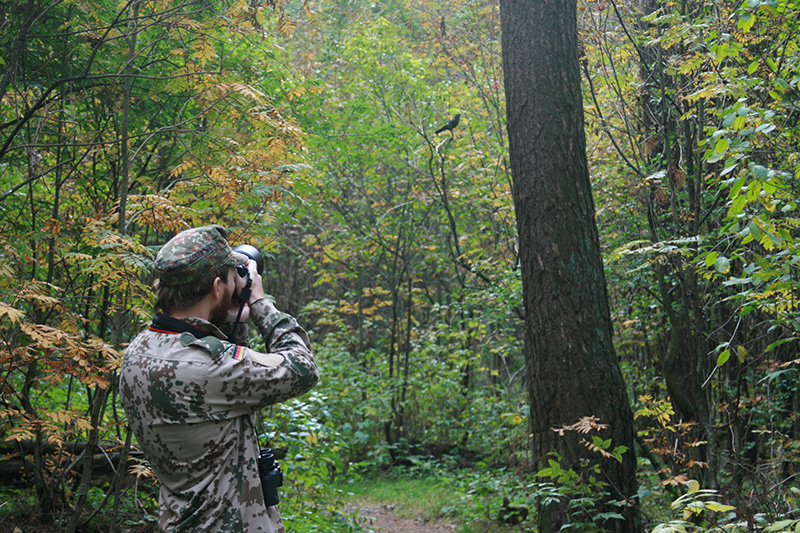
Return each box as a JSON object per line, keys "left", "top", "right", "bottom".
{"left": 339, "top": 472, "right": 533, "bottom": 533}
{"left": 342, "top": 474, "right": 459, "bottom": 522}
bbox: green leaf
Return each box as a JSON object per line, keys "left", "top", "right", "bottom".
{"left": 765, "top": 519, "right": 797, "bottom": 531}
{"left": 775, "top": 78, "right": 790, "bottom": 91}
{"left": 594, "top": 512, "right": 625, "bottom": 520}
{"left": 717, "top": 349, "right": 731, "bottom": 367}
{"left": 729, "top": 193, "right": 747, "bottom": 218}
{"left": 738, "top": 13, "right": 756, "bottom": 31}
{"left": 748, "top": 221, "right": 763, "bottom": 241}
{"left": 705, "top": 501, "right": 736, "bottom": 512}
{"left": 752, "top": 165, "right": 769, "bottom": 180}
{"left": 767, "top": 57, "right": 778, "bottom": 71}
{"left": 715, "top": 138, "right": 730, "bottom": 154}
{"left": 715, "top": 42, "right": 729, "bottom": 63}
{"left": 714, "top": 255, "right": 731, "bottom": 273}
{"left": 723, "top": 113, "right": 736, "bottom": 128}
{"left": 729, "top": 176, "right": 746, "bottom": 199}
{"left": 721, "top": 161, "right": 739, "bottom": 176}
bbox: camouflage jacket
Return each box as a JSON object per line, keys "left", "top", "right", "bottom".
{"left": 119, "top": 298, "right": 319, "bottom": 532}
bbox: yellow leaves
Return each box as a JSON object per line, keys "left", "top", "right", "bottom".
{"left": 207, "top": 82, "right": 266, "bottom": 104}
{"left": 683, "top": 479, "right": 701, "bottom": 494}
{"left": 5, "top": 285, "right": 118, "bottom": 388}
{"left": 552, "top": 416, "right": 609, "bottom": 436}
{"left": 0, "top": 302, "right": 25, "bottom": 324}
{"left": 18, "top": 282, "right": 62, "bottom": 310}
{"left": 207, "top": 165, "right": 232, "bottom": 184}
{"left": 125, "top": 194, "right": 188, "bottom": 232}
{"left": 2, "top": 407, "right": 95, "bottom": 448}
{"left": 20, "top": 322, "right": 69, "bottom": 347}
{"left": 659, "top": 474, "right": 691, "bottom": 487}
{"left": 43, "top": 218, "right": 62, "bottom": 236}
{"left": 635, "top": 395, "right": 676, "bottom": 432}
{"left": 0, "top": 260, "right": 14, "bottom": 281}
{"left": 5, "top": 425, "right": 35, "bottom": 442}
{"left": 664, "top": 480, "right": 736, "bottom": 522}
{"left": 360, "top": 286, "right": 391, "bottom": 317}
{"left": 550, "top": 417, "right": 626, "bottom": 462}
{"left": 277, "top": 13, "right": 296, "bottom": 36}
{"left": 129, "top": 463, "right": 156, "bottom": 480}
{"left": 227, "top": 0, "right": 251, "bottom": 17}
{"left": 87, "top": 338, "right": 122, "bottom": 372}
{"left": 501, "top": 412, "right": 526, "bottom": 425}
{"left": 287, "top": 85, "right": 307, "bottom": 102}
{"left": 685, "top": 82, "right": 731, "bottom": 103}
{"left": 170, "top": 160, "right": 195, "bottom": 180}
{"left": 312, "top": 270, "right": 338, "bottom": 288}
{"left": 583, "top": 438, "right": 616, "bottom": 460}
{"left": 45, "top": 410, "right": 93, "bottom": 432}
{"left": 336, "top": 300, "right": 359, "bottom": 315}
{"left": 676, "top": 51, "right": 706, "bottom": 75}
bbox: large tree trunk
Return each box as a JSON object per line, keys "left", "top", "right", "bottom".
{"left": 499, "top": 0, "right": 641, "bottom": 531}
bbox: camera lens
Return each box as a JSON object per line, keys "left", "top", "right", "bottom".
{"left": 232, "top": 244, "right": 264, "bottom": 275}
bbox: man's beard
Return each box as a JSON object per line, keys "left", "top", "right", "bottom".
{"left": 209, "top": 282, "right": 233, "bottom": 327}
{"left": 209, "top": 299, "right": 230, "bottom": 328}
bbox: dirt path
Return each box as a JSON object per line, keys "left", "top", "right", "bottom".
{"left": 347, "top": 503, "right": 459, "bottom": 532}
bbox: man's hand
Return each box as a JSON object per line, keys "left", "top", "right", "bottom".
{"left": 244, "top": 259, "right": 265, "bottom": 304}
{"left": 228, "top": 260, "right": 264, "bottom": 324}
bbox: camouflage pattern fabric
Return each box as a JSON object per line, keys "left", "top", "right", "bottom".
{"left": 120, "top": 298, "right": 319, "bottom": 532}
{"left": 154, "top": 224, "right": 247, "bottom": 286}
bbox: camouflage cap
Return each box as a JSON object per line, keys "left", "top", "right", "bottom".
{"left": 154, "top": 225, "right": 246, "bottom": 286}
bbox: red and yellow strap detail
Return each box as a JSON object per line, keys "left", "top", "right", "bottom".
{"left": 149, "top": 326, "right": 180, "bottom": 334}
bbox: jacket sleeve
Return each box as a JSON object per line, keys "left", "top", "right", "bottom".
{"left": 202, "top": 298, "right": 319, "bottom": 417}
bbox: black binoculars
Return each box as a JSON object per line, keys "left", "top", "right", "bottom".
{"left": 257, "top": 448, "right": 283, "bottom": 507}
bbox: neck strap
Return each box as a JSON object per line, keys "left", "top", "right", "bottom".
{"left": 150, "top": 313, "right": 208, "bottom": 338}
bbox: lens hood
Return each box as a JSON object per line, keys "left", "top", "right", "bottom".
{"left": 232, "top": 244, "right": 264, "bottom": 275}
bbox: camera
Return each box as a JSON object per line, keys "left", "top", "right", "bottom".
{"left": 231, "top": 245, "right": 263, "bottom": 303}
{"left": 257, "top": 448, "right": 283, "bottom": 507}
{"left": 232, "top": 244, "right": 264, "bottom": 276}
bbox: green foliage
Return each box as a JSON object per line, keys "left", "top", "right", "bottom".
{"left": 0, "top": 482, "right": 159, "bottom": 532}
{"left": 0, "top": 0, "right": 309, "bottom": 528}
{"left": 2, "top": 0, "right": 800, "bottom": 528}
{"left": 651, "top": 480, "right": 800, "bottom": 532}
{"left": 584, "top": 0, "right": 800, "bottom": 526}
{"left": 531, "top": 418, "right": 634, "bottom": 532}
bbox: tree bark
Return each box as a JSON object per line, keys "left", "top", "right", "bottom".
{"left": 499, "top": 0, "right": 641, "bottom": 531}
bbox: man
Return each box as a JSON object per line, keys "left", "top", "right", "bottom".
{"left": 120, "top": 225, "right": 319, "bottom": 532}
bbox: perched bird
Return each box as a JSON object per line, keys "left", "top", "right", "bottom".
{"left": 434, "top": 113, "right": 461, "bottom": 134}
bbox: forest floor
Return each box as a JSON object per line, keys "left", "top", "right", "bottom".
{"left": 346, "top": 502, "right": 459, "bottom": 532}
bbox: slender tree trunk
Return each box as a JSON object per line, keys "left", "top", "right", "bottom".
{"left": 500, "top": 0, "right": 640, "bottom": 531}
{"left": 66, "top": 3, "right": 139, "bottom": 531}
